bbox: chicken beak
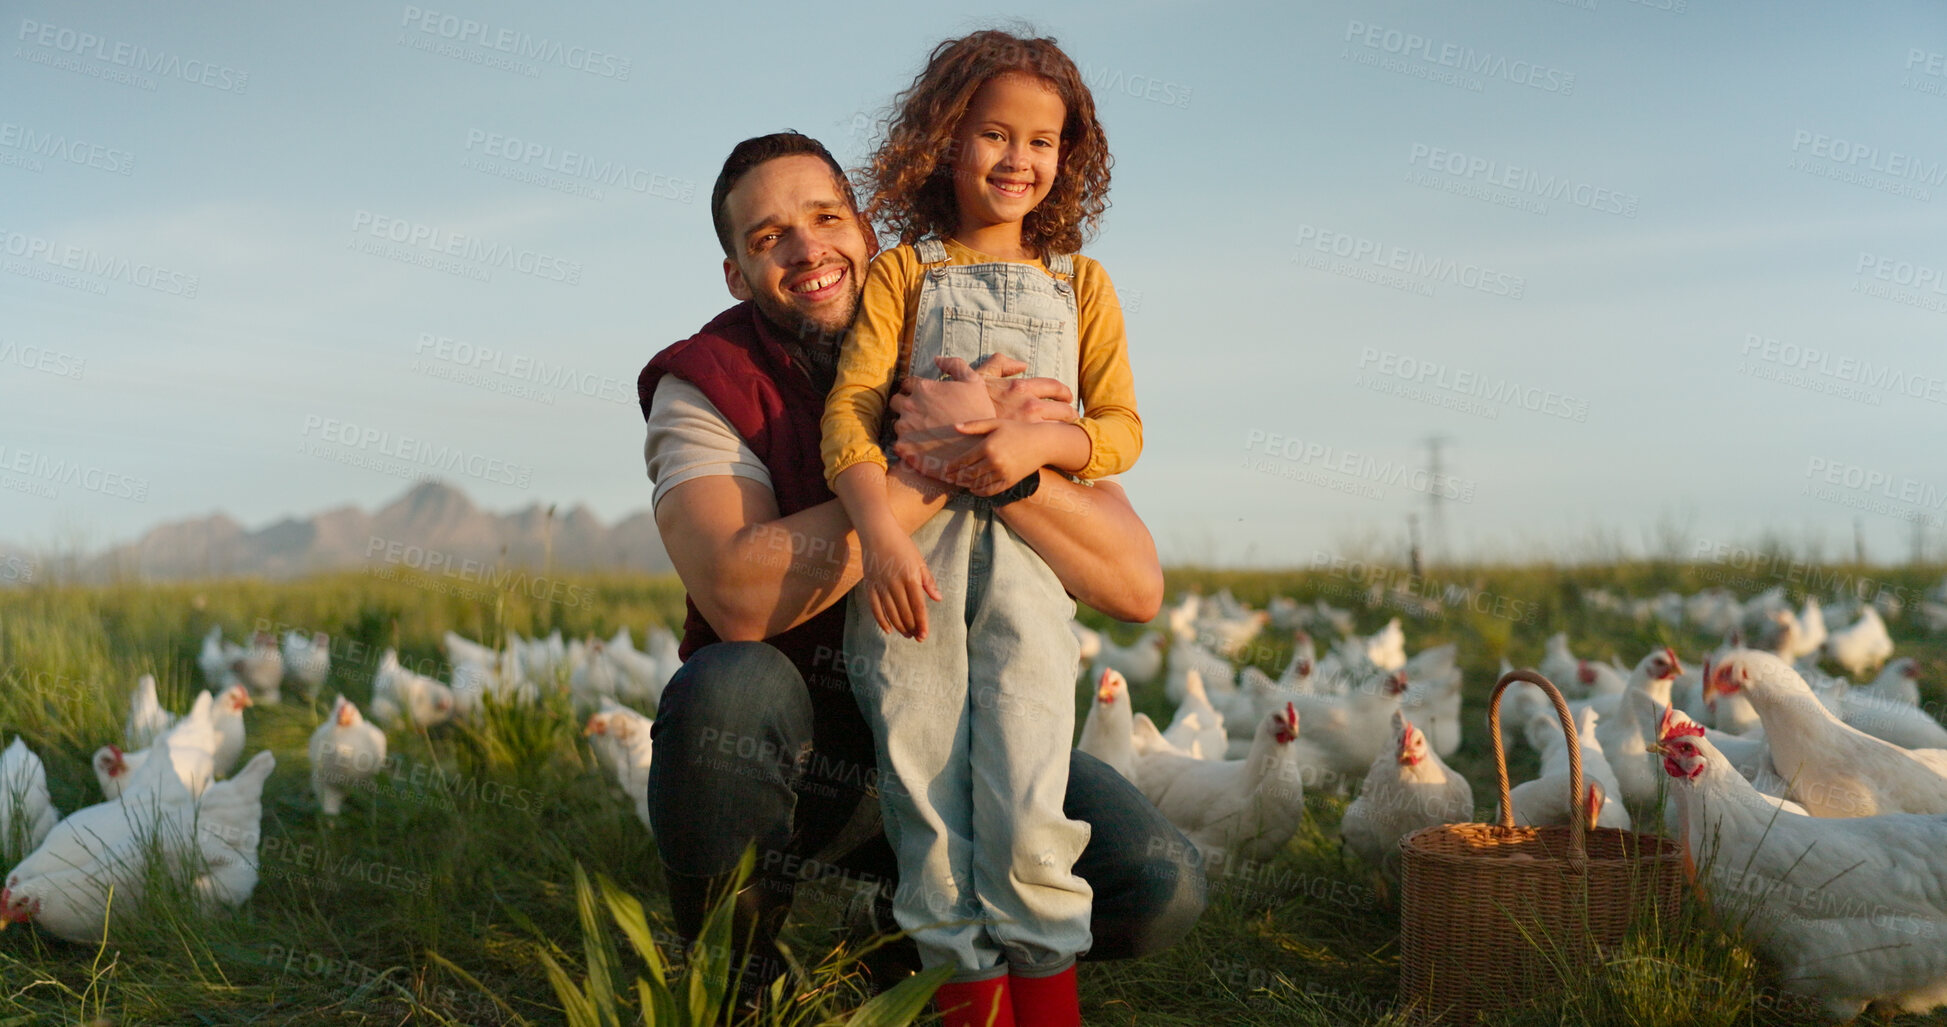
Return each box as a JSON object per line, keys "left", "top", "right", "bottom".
{"left": 1646, "top": 739, "right": 1669, "bottom": 757}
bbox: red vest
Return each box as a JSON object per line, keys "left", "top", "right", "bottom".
{"left": 637, "top": 301, "right": 848, "bottom": 683}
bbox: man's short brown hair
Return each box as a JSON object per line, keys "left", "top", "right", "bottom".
{"left": 710, "top": 132, "right": 858, "bottom": 256}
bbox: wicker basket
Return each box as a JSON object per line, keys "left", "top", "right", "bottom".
{"left": 1397, "top": 670, "right": 1685, "bottom": 1023}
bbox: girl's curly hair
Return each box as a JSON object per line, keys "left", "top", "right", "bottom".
{"left": 862, "top": 29, "right": 1111, "bottom": 257}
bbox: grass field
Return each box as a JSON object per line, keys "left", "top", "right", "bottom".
{"left": 2, "top": 560, "right": 1945, "bottom": 1026}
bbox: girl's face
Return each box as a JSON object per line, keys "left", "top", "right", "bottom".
{"left": 950, "top": 72, "right": 1065, "bottom": 234}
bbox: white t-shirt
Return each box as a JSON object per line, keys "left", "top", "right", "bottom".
{"left": 642, "top": 376, "right": 771, "bottom": 510}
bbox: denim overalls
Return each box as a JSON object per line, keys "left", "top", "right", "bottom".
{"left": 846, "top": 237, "right": 1091, "bottom": 981}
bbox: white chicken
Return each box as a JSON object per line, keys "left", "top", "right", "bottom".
{"left": 1309, "top": 599, "right": 1355, "bottom": 636}
{"left": 281, "top": 630, "right": 331, "bottom": 700}
{"left": 124, "top": 673, "right": 176, "bottom": 749}
{"left": 443, "top": 629, "right": 501, "bottom": 668}
{"left": 198, "top": 625, "right": 241, "bottom": 689}
{"left": 1795, "top": 596, "right": 1828, "bottom": 660}
{"left": 1503, "top": 706, "right": 1629, "bottom": 831}
{"left": 1089, "top": 633, "right": 1166, "bottom": 693}
{"left": 1221, "top": 666, "right": 1284, "bottom": 741}
{"left": 1652, "top": 714, "right": 1947, "bottom": 1019}
{"left": 230, "top": 631, "right": 284, "bottom": 704}
{"left": 1162, "top": 669, "right": 1228, "bottom": 761}
{"left": 372, "top": 649, "right": 456, "bottom": 730}
{"left": 1163, "top": 637, "right": 1233, "bottom": 704}
{"left": 1286, "top": 670, "right": 1410, "bottom": 787}
{"left": 1708, "top": 651, "right": 1947, "bottom": 817}
{"left": 184, "top": 750, "right": 274, "bottom": 911}
{"left": 1825, "top": 606, "right": 1895, "bottom": 678}
{"left": 1573, "top": 659, "right": 1629, "bottom": 699}
{"left": 1598, "top": 688, "right": 1670, "bottom": 810}
{"left": 569, "top": 637, "right": 622, "bottom": 712}
{"left": 2, "top": 752, "right": 196, "bottom": 943}
{"left": 1130, "top": 714, "right": 1201, "bottom": 761}
{"left": 605, "top": 627, "right": 666, "bottom": 708}
{"left": 0, "top": 739, "right": 59, "bottom": 866}
{"left": 209, "top": 685, "right": 252, "bottom": 777}
{"left": 1194, "top": 607, "right": 1268, "bottom": 658}
{"left": 516, "top": 629, "right": 569, "bottom": 684}
{"left": 1277, "top": 632, "right": 1317, "bottom": 691}
{"left": 584, "top": 701, "right": 654, "bottom": 829}
{"left": 1855, "top": 657, "right": 1923, "bottom": 708}
{"left": 1342, "top": 712, "right": 1474, "bottom": 881}
{"left": 309, "top": 697, "right": 386, "bottom": 816}
{"left": 1140, "top": 703, "right": 1307, "bottom": 866}
{"left": 446, "top": 632, "right": 535, "bottom": 717}
{"left": 1679, "top": 632, "right": 1762, "bottom": 735}
{"left": 1810, "top": 674, "right": 1947, "bottom": 752}
{"left": 1077, "top": 668, "right": 1136, "bottom": 783}
{"left": 1400, "top": 644, "right": 1464, "bottom": 759}
{"left": 1356, "top": 617, "right": 1406, "bottom": 672}
{"left": 93, "top": 698, "right": 220, "bottom": 802}
{"left": 1266, "top": 595, "right": 1303, "bottom": 632}
{"left": 1537, "top": 632, "right": 1581, "bottom": 695}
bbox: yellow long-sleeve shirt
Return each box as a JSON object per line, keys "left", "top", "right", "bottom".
{"left": 820, "top": 238, "right": 1141, "bottom": 486}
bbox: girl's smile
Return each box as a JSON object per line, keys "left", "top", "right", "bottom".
{"left": 949, "top": 71, "right": 1065, "bottom": 257}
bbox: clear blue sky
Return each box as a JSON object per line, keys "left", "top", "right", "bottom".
{"left": 3, "top": 0, "right": 1945, "bottom": 569}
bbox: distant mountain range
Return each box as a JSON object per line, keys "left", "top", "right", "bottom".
{"left": 3, "top": 481, "right": 671, "bottom": 583}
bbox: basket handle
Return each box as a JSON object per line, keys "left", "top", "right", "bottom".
{"left": 1489, "top": 669, "right": 1588, "bottom": 869}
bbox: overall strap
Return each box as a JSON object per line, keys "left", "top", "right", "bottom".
{"left": 915, "top": 237, "right": 949, "bottom": 264}
{"left": 1045, "top": 251, "right": 1075, "bottom": 276}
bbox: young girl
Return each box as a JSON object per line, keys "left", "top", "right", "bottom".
{"left": 820, "top": 29, "right": 1140, "bottom": 1027}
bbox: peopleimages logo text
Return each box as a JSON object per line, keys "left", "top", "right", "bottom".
{"left": 1343, "top": 20, "right": 1575, "bottom": 94}
{"left": 15, "top": 19, "right": 248, "bottom": 91}
{"left": 398, "top": 6, "right": 630, "bottom": 79}
{"left": 1292, "top": 224, "right": 1524, "bottom": 299}
{"left": 1357, "top": 348, "right": 1588, "bottom": 422}
{"left": 349, "top": 210, "right": 581, "bottom": 285}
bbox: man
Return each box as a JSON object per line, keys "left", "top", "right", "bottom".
{"left": 636, "top": 132, "right": 1202, "bottom": 1000}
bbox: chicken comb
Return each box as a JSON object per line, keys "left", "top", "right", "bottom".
{"left": 1274, "top": 701, "right": 1299, "bottom": 744}
{"left": 1657, "top": 705, "right": 1705, "bottom": 742}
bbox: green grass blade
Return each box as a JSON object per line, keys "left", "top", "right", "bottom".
{"left": 537, "top": 948, "right": 603, "bottom": 1027}
{"left": 836, "top": 964, "right": 952, "bottom": 1027}
{"left": 573, "top": 864, "right": 625, "bottom": 1027}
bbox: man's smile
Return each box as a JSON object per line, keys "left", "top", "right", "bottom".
{"left": 790, "top": 266, "right": 847, "bottom": 299}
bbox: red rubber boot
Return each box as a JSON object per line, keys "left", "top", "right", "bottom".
{"left": 933, "top": 974, "right": 1016, "bottom": 1027}
{"left": 1010, "top": 965, "right": 1080, "bottom": 1027}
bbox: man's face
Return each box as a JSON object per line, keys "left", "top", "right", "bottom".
{"left": 721, "top": 154, "right": 872, "bottom": 341}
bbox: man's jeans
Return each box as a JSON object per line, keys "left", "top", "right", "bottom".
{"left": 646, "top": 641, "right": 1205, "bottom": 966}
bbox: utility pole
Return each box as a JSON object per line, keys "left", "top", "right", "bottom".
{"left": 1407, "top": 513, "right": 1423, "bottom": 579}
{"left": 1423, "top": 434, "right": 1451, "bottom": 568}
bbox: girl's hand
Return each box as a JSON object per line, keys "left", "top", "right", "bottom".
{"left": 941, "top": 419, "right": 1050, "bottom": 497}
{"left": 861, "top": 531, "right": 941, "bottom": 640}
